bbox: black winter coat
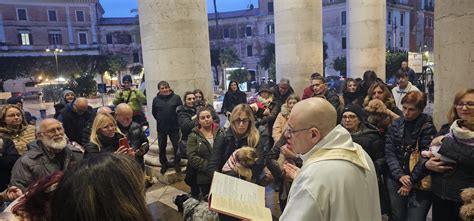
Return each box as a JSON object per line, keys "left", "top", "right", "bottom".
{"left": 221, "top": 90, "right": 247, "bottom": 114}
{"left": 84, "top": 133, "right": 124, "bottom": 159}
{"left": 207, "top": 127, "right": 269, "bottom": 183}
{"left": 58, "top": 103, "right": 92, "bottom": 145}
{"left": 430, "top": 136, "right": 474, "bottom": 202}
{"left": 118, "top": 122, "right": 149, "bottom": 167}
{"left": 177, "top": 105, "right": 196, "bottom": 141}
{"left": 351, "top": 123, "right": 386, "bottom": 175}
{"left": 385, "top": 114, "right": 437, "bottom": 183}
{"left": 0, "top": 138, "right": 20, "bottom": 190}
{"left": 152, "top": 92, "right": 182, "bottom": 132}
{"left": 270, "top": 84, "right": 294, "bottom": 109}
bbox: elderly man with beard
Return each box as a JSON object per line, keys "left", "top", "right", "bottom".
{"left": 10, "top": 118, "right": 83, "bottom": 192}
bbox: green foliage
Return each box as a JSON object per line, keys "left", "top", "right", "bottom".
{"left": 210, "top": 49, "right": 220, "bottom": 85}
{"left": 260, "top": 43, "right": 275, "bottom": 70}
{"left": 219, "top": 48, "right": 239, "bottom": 68}
{"left": 129, "top": 64, "right": 143, "bottom": 76}
{"left": 0, "top": 55, "right": 110, "bottom": 81}
{"left": 40, "top": 84, "right": 66, "bottom": 102}
{"left": 333, "top": 56, "right": 346, "bottom": 76}
{"left": 107, "top": 55, "right": 127, "bottom": 77}
{"left": 386, "top": 51, "right": 407, "bottom": 80}
{"left": 229, "top": 69, "right": 250, "bottom": 83}
{"left": 268, "top": 56, "right": 276, "bottom": 81}
{"left": 65, "top": 73, "right": 98, "bottom": 97}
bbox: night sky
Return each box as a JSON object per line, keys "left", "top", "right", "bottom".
{"left": 100, "top": 0, "right": 259, "bottom": 17}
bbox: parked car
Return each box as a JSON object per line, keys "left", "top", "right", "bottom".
{"left": 213, "top": 94, "right": 224, "bottom": 113}
{"left": 23, "top": 91, "right": 40, "bottom": 100}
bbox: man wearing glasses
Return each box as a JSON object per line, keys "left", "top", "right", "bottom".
{"left": 10, "top": 119, "right": 83, "bottom": 192}
{"left": 279, "top": 98, "right": 381, "bottom": 221}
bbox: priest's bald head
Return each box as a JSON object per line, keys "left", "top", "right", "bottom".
{"left": 285, "top": 97, "right": 337, "bottom": 155}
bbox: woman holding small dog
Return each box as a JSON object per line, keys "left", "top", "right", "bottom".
{"left": 208, "top": 104, "right": 268, "bottom": 183}
{"left": 425, "top": 88, "right": 474, "bottom": 221}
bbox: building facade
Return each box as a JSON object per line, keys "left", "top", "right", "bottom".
{"left": 0, "top": 0, "right": 102, "bottom": 56}
{"left": 208, "top": 0, "right": 433, "bottom": 77}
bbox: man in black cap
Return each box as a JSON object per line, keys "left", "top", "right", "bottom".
{"left": 7, "top": 96, "right": 36, "bottom": 125}
{"left": 113, "top": 75, "right": 146, "bottom": 124}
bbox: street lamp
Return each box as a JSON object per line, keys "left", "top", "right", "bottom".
{"left": 45, "top": 48, "right": 63, "bottom": 83}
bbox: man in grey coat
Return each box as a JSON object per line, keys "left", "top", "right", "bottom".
{"left": 10, "top": 118, "right": 83, "bottom": 192}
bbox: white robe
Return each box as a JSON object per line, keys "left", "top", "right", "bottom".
{"left": 280, "top": 125, "right": 381, "bottom": 221}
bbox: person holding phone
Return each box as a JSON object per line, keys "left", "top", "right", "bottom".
{"left": 84, "top": 113, "right": 134, "bottom": 159}
{"left": 115, "top": 103, "right": 149, "bottom": 170}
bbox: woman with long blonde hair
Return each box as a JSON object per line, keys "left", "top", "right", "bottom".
{"left": 84, "top": 113, "right": 133, "bottom": 158}
{"left": 207, "top": 104, "right": 268, "bottom": 183}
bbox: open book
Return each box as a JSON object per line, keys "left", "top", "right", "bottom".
{"left": 208, "top": 172, "right": 272, "bottom": 221}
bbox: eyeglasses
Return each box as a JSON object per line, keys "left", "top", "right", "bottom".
{"left": 342, "top": 115, "right": 358, "bottom": 120}
{"left": 42, "top": 127, "right": 64, "bottom": 136}
{"left": 456, "top": 102, "right": 474, "bottom": 110}
{"left": 284, "top": 126, "right": 313, "bottom": 138}
{"left": 234, "top": 118, "right": 250, "bottom": 125}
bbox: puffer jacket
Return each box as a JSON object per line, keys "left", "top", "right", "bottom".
{"left": 84, "top": 133, "right": 124, "bottom": 159}
{"left": 177, "top": 105, "right": 196, "bottom": 141}
{"left": 207, "top": 127, "right": 269, "bottom": 184}
{"left": 118, "top": 122, "right": 149, "bottom": 167}
{"left": 0, "top": 125, "right": 36, "bottom": 155}
{"left": 152, "top": 91, "right": 183, "bottom": 132}
{"left": 385, "top": 113, "right": 437, "bottom": 183}
{"left": 270, "top": 84, "right": 294, "bottom": 109}
{"left": 430, "top": 122, "right": 474, "bottom": 202}
{"left": 351, "top": 123, "right": 386, "bottom": 174}
{"left": 10, "top": 140, "right": 83, "bottom": 192}
{"left": 0, "top": 138, "right": 20, "bottom": 190}
{"left": 187, "top": 126, "right": 224, "bottom": 184}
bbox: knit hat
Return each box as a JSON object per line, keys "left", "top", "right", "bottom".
{"left": 122, "top": 75, "right": 132, "bottom": 83}
{"left": 258, "top": 84, "right": 272, "bottom": 95}
{"left": 7, "top": 96, "right": 23, "bottom": 105}
{"left": 342, "top": 105, "right": 366, "bottom": 121}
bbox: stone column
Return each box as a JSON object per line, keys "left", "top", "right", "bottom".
{"left": 274, "top": 0, "right": 323, "bottom": 97}
{"left": 138, "top": 0, "right": 213, "bottom": 138}
{"left": 346, "top": 0, "right": 386, "bottom": 80}
{"left": 433, "top": 1, "right": 474, "bottom": 128}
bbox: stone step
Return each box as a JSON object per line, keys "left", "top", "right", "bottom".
{"left": 145, "top": 164, "right": 186, "bottom": 185}
{"left": 144, "top": 143, "right": 188, "bottom": 185}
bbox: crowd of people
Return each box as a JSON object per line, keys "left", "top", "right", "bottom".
{"left": 0, "top": 63, "right": 473, "bottom": 221}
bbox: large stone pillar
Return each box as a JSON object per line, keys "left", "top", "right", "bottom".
{"left": 346, "top": 0, "right": 386, "bottom": 80}
{"left": 274, "top": 0, "right": 323, "bottom": 97}
{"left": 138, "top": 0, "right": 213, "bottom": 138}
{"left": 433, "top": 1, "right": 474, "bottom": 129}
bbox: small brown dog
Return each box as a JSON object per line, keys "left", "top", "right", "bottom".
{"left": 222, "top": 146, "right": 258, "bottom": 182}
{"left": 460, "top": 188, "right": 474, "bottom": 221}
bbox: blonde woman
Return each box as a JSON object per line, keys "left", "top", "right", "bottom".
{"left": 272, "top": 95, "right": 300, "bottom": 142}
{"left": 84, "top": 113, "right": 133, "bottom": 159}
{"left": 0, "top": 104, "right": 36, "bottom": 155}
{"left": 207, "top": 104, "right": 268, "bottom": 183}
